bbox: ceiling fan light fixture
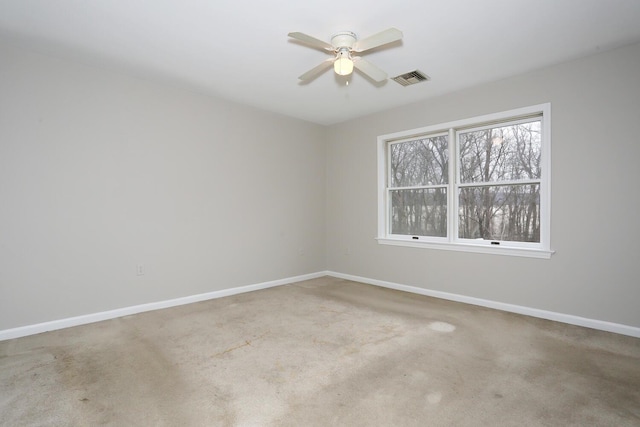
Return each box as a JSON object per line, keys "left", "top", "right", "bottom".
{"left": 334, "top": 50, "right": 353, "bottom": 76}
{"left": 289, "top": 28, "right": 403, "bottom": 83}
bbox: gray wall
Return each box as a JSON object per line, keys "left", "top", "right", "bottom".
{"left": 0, "top": 41, "right": 327, "bottom": 330}
{"left": 326, "top": 42, "right": 640, "bottom": 328}
{"left": 2, "top": 38, "right": 639, "bottom": 332}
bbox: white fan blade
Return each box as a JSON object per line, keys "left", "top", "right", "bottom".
{"left": 298, "top": 58, "right": 335, "bottom": 81}
{"left": 288, "top": 32, "right": 334, "bottom": 51}
{"left": 353, "top": 57, "right": 388, "bottom": 82}
{"left": 353, "top": 27, "right": 403, "bottom": 52}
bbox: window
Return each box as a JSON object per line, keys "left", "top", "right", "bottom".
{"left": 377, "top": 104, "right": 553, "bottom": 258}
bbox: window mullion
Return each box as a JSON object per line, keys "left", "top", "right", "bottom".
{"left": 385, "top": 141, "right": 392, "bottom": 236}
{"left": 458, "top": 179, "right": 541, "bottom": 188}
{"left": 389, "top": 184, "right": 448, "bottom": 191}
{"left": 449, "top": 128, "right": 457, "bottom": 243}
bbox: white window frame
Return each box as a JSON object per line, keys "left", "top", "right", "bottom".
{"left": 377, "top": 103, "right": 554, "bottom": 259}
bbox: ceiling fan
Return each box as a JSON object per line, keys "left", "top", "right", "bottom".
{"left": 288, "top": 28, "right": 403, "bottom": 83}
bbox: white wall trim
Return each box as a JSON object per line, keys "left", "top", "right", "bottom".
{"left": 0, "top": 271, "right": 328, "bottom": 341}
{"left": 327, "top": 271, "right": 640, "bottom": 338}
{"left": 4, "top": 270, "right": 638, "bottom": 341}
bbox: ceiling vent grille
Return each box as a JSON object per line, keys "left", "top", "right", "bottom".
{"left": 391, "top": 70, "right": 430, "bottom": 86}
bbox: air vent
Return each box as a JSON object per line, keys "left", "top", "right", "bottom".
{"left": 391, "top": 70, "right": 430, "bottom": 86}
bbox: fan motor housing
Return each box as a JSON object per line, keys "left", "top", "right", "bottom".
{"left": 331, "top": 32, "right": 357, "bottom": 49}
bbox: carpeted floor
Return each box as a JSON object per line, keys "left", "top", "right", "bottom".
{"left": 1, "top": 276, "right": 639, "bottom": 426}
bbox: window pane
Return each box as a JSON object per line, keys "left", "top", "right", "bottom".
{"left": 391, "top": 189, "right": 447, "bottom": 237}
{"left": 458, "top": 184, "right": 540, "bottom": 242}
{"left": 390, "top": 135, "right": 448, "bottom": 187}
{"left": 459, "top": 121, "right": 541, "bottom": 184}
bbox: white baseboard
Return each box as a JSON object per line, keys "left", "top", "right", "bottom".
{"left": 3, "top": 270, "right": 638, "bottom": 341}
{"left": 0, "top": 271, "right": 327, "bottom": 341}
{"left": 327, "top": 271, "right": 640, "bottom": 339}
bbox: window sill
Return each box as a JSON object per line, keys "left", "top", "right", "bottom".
{"left": 376, "top": 238, "right": 555, "bottom": 259}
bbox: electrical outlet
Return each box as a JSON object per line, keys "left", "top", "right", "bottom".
{"left": 136, "top": 264, "right": 145, "bottom": 276}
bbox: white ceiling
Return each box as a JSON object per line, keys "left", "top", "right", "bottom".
{"left": 1, "top": 0, "right": 640, "bottom": 125}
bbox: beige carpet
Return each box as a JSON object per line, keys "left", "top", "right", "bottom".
{"left": 1, "top": 276, "right": 639, "bottom": 426}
